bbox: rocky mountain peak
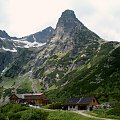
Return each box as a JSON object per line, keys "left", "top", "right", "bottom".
{"left": 34, "top": 26, "right": 54, "bottom": 43}
{"left": 60, "top": 10, "right": 76, "bottom": 19}
{"left": 53, "top": 9, "right": 100, "bottom": 43}
{"left": 0, "top": 30, "right": 10, "bottom": 39}
{"left": 42, "top": 26, "right": 54, "bottom": 33}
{"left": 55, "top": 10, "right": 84, "bottom": 35}
{"left": 23, "top": 26, "right": 54, "bottom": 43}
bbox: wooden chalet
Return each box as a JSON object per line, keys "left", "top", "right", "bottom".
{"left": 63, "top": 96, "right": 99, "bottom": 111}
{"left": 9, "top": 93, "right": 48, "bottom": 106}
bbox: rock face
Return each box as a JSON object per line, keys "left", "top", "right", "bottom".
{"left": 0, "top": 30, "right": 11, "bottom": 39}
{"left": 48, "top": 10, "right": 100, "bottom": 59}
{"left": 0, "top": 10, "right": 120, "bottom": 103}
{"left": 0, "top": 26, "right": 54, "bottom": 52}
{"left": 0, "top": 51, "right": 14, "bottom": 73}
{"left": 55, "top": 10, "right": 99, "bottom": 39}
{"left": 55, "top": 10, "right": 82, "bottom": 34}
{"left": 24, "top": 26, "right": 54, "bottom": 43}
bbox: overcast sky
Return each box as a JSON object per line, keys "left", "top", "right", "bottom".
{"left": 0, "top": 0, "right": 120, "bottom": 42}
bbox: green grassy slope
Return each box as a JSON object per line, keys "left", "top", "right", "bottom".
{"left": 0, "top": 104, "right": 97, "bottom": 120}
{"left": 47, "top": 43, "right": 120, "bottom": 102}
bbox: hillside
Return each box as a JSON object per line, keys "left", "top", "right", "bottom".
{"left": 0, "top": 10, "right": 120, "bottom": 104}
{"left": 0, "top": 104, "right": 97, "bottom": 120}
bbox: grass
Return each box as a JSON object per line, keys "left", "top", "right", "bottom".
{"left": 86, "top": 109, "right": 120, "bottom": 119}
{"left": 57, "top": 52, "right": 68, "bottom": 59}
{"left": 43, "top": 109, "right": 98, "bottom": 120}
{"left": 0, "top": 77, "right": 16, "bottom": 88}
{"left": 47, "top": 85, "right": 58, "bottom": 91}
{"left": 0, "top": 104, "right": 98, "bottom": 120}
{"left": 34, "top": 79, "right": 43, "bottom": 92}
{"left": 16, "top": 80, "right": 33, "bottom": 94}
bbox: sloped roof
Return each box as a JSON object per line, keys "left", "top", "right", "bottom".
{"left": 16, "top": 94, "right": 25, "bottom": 99}
{"left": 15, "top": 93, "right": 43, "bottom": 99}
{"left": 64, "top": 96, "right": 95, "bottom": 105}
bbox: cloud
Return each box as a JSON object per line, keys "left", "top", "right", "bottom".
{"left": 0, "top": 0, "right": 120, "bottom": 41}
{"left": 7, "top": 0, "right": 72, "bottom": 37}
{"left": 0, "top": 0, "right": 9, "bottom": 29}
{"left": 72, "top": 0, "right": 120, "bottom": 41}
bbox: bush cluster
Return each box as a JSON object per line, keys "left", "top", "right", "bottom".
{"left": 44, "top": 103, "right": 62, "bottom": 109}
{"left": 0, "top": 104, "right": 48, "bottom": 120}
{"left": 107, "top": 103, "right": 120, "bottom": 116}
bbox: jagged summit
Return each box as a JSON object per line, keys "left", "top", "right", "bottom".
{"left": 0, "top": 30, "right": 10, "bottom": 39}
{"left": 24, "top": 26, "right": 54, "bottom": 43}
{"left": 41, "top": 26, "right": 54, "bottom": 35}
{"left": 55, "top": 10, "right": 84, "bottom": 35}
{"left": 60, "top": 10, "right": 76, "bottom": 19}
{"left": 54, "top": 9, "right": 100, "bottom": 42}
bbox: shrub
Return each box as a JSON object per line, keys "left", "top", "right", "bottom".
{"left": 20, "top": 108, "right": 48, "bottom": 120}
{"left": 3, "top": 88, "right": 14, "bottom": 98}
{"left": 44, "top": 103, "right": 62, "bottom": 109}
{"left": 0, "top": 112, "right": 5, "bottom": 120}
{"left": 0, "top": 104, "right": 48, "bottom": 120}
{"left": 8, "top": 112, "right": 22, "bottom": 120}
{"left": 0, "top": 103, "right": 13, "bottom": 113}
{"left": 11, "top": 104, "right": 28, "bottom": 113}
{"left": 0, "top": 104, "right": 28, "bottom": 113}
{"left": 107, "top": 103, "right": 120, "bottom": 116}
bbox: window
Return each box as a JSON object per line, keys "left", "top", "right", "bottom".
{"left": 93, "top": 99, "right": 95, "bottom": 103}
{"left": 73, "top": 106, "right": 75, "bottom": 108}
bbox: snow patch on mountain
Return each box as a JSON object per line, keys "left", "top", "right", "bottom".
{"left": 1, "top": 47, "right": 17, "bottom": 52}
{"left": 12, "top": 38, "right": 46, "bottom": 48}
{"left": 0, "top": 37, "right": 6, "bottom": 40}
{"left": 1, "top": 67, "right": 8, "bottom": 75}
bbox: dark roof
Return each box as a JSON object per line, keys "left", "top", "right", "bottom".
{"left": 64, "top": 96, "right": 95, "bottom": 105}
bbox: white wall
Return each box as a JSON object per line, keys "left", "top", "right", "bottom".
{"left": 68, "top": 105, "right": 78, "bottom": 111}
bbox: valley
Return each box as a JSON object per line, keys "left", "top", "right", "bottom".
{"left": 0, "top": 10, "right": 120, "bottom": 105}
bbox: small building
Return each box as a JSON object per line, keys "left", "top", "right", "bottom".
{"left": 63, "top": 96, "right": 99, "bottom": 111}
{"left": 101, "top": 102, "right": 116, "bottom": 108}
{"left": 9, "top": 93, "right": 49, "bottom": 106}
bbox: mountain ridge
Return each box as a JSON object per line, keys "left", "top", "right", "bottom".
{"left": 0, "top": 26, "right": 54, "bottom": 52}
{"left": 0, "top": 10, "right": 120, "bottom": 104}
{"left": 0, "top": 30, "right": 11, "bottom": 39}
{"left": 22, "top": 26, "right": 54, "bottom": 43}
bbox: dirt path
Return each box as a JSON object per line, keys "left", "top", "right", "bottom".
{"left": 73, "top": 111, "right": 115, "bottom": 120}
